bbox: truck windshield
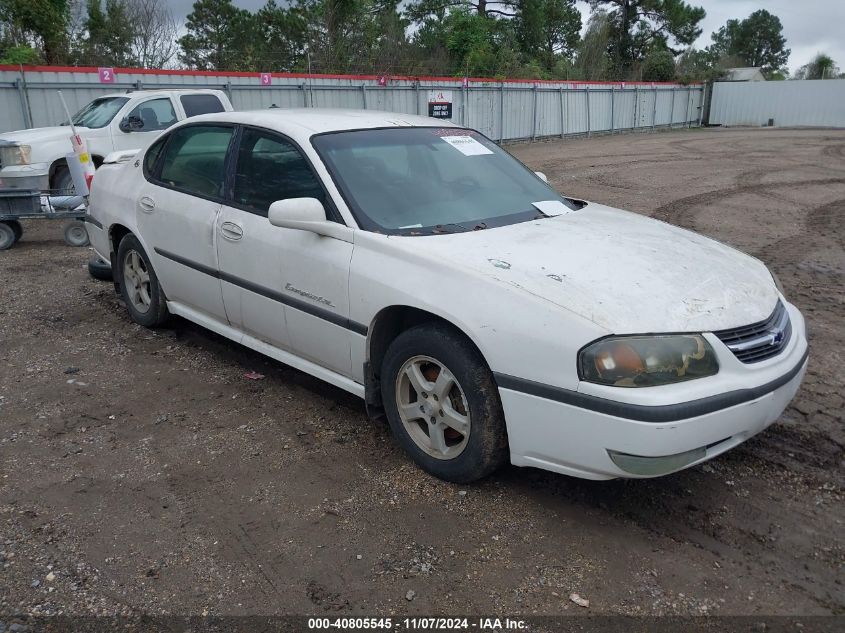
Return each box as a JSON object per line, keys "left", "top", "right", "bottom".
{"left": 311, "top": 127, "right": 575, "bottom": 235}
{"left": 68, "top": 97, "right": 129, "bottom": 129}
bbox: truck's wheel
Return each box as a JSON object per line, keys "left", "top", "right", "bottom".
{"left": 116, "top": 234, "right": 169, "bottom": 327}
{"left": 0, "top": 222, "right": 15, "bottom": 250}
{"left": 380, "top": 323, "right": 509, "bottom": 483}
{"left": 63, "top": 221, "right": 89, "bottom": 247}
{"left": 7, "top": 220, "right": 22, "bottom": 243}
{"left": 52, "top": 164, "right": 75, "bottom": 194}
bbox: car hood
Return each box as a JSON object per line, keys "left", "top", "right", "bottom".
{"left": 0, "top": 126, "right": 87, "bottom": 145}
{"left": 409, "top": 203, "right": 778, "bottom": 333}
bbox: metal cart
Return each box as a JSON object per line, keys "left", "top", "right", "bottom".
{"left": 0, "top": 189, "right": 89, "bottom": 251}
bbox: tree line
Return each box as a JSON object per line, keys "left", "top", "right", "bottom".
{"left": 0, "top": 0, "right": 841, "bottom": 82}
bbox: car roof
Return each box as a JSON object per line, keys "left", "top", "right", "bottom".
{"left": 97, "top": 89, "right": 224, "bottom": 99}
{"left": 185, "top": 108, "right": 460, "bottom": 136}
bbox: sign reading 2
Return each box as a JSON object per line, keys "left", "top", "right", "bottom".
{"left": 98, "top": 67, "right": 115, "bottom": 83}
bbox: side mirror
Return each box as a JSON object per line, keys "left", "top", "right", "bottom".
{"left": 119, "top": 115, "right": 144, "bottom": 133}
{"left": 535, "top": 171, "right": 548, "bottom": 183}
{"left": 268, "top": 198, "right": 351, "bottom": 241}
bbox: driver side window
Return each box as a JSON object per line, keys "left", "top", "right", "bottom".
{"left": 232, "top": 128, "right": 325, "bottom": 216}
{"left": 125, "top": 98, "right": 177, "bottom": 132}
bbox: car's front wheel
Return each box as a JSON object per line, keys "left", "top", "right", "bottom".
{"left": 116, "top": 234, "right": 169, "bottom": 327}
{"left": 381, "top": 323, "right": 509, "bottom": 483}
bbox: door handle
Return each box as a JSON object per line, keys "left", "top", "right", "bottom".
{"left": 139, "top": 196, "right": 156, "bottom": 213}
{"left": 220, "top": 221, "right": 244, "bottom": 241}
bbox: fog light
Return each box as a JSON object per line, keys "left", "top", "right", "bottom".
{"left": 608, "top": 446, "right": 707, "bottom": 476}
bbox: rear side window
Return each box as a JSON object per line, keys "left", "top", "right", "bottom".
{"left": 181, "top": 94, "right": 226, "bottom": 118}
{"left": 232, "top": 128, "right": 325, "bottom": 215}
{"left": 143, "top": 137, "right": 166, "bottom": 175}
{"left": 157, "top": 125, "right": 233, "bottom": 199}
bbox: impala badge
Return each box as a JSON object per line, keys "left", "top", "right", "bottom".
{"left": 285, "top": 283, "right": 335, "bottom": 308}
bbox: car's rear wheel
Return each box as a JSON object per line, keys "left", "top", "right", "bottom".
{"left": 381, "top": 323, "right": 509, "bottom": 483}
{"left": 116, "top": 234, "right": 169, "bottom": 327}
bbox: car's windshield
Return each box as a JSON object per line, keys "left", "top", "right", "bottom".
{"left": 312, "top": 127, "right": 575, "bottom": 234}
{"left": 66, "top": 97, "right": 129, "bottom": 129}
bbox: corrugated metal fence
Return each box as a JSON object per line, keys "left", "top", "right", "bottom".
{"left": 710, "top": 79, "right": 845, "bottom": 128}
{"left": 0, "top": 66, "right": 704, "bottom": 140}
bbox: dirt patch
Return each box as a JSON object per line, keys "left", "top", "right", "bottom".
{"left": 0, "top": 128, "right": 842, "bottom": 620}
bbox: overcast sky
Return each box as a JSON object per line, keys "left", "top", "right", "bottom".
{"left": 167, "top": 0, "right": 843, "bottom": 74}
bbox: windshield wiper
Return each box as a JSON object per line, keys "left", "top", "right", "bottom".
{"left": 432, "top": 222, "right": 487, "bottom": 234}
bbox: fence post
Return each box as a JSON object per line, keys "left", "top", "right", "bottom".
{"left": 559, "top": 86, "right": 565, "bottom": 139}
{"left": 14, "top": 77, "right": 32, "bottom": 129}
{"left": 415, "top": 81, "right": 420, "bottom": 115}
{"left": 697, "top": 84, "right": 705, "bottom": 127}
{"left": 685, "top": 86, "right": 692, "bottom": 127}
{"left": 361, "top": 83, "right": 368, "bottom": 109}
{"left": 499, "top": 81, "right": 505, "bottom": 142}
{"left": 586, "top": 87, "right": 591, "bottom": 137}
{"left": 651, "top": 86, "right": 658, "bottom": 131}
{"left": 610, "top": 86, "right": 615, "bottom": 135}
{"left": 634, "top": 85, "right": 639, "bottom": 131}
{"left": 669, "top": 87, "right": 676, "bottom": 128}
{"left": 531, "top": 83, "right": 538, "bottom": 141}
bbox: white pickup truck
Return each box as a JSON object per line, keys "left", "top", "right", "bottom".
{"left": 0, "top": 89, "right": 233, "bottom": 191}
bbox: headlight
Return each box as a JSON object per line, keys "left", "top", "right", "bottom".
{"left": 579, "top": 334, "right": 719, "bottom": 387}
{"left": 0, "top": 144, "right": 32, "bottom": 166}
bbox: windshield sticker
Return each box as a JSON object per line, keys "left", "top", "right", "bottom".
{"left": 440, "top": 135, "right": 494, "bottom": 156}
{"left": 532, "top": 200, "right": 573, "bottom": 217}
{"left": 399, "top": 223, "right": 423, "bottom": 229}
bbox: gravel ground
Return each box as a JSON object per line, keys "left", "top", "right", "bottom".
{"left": 0, "top": 128, "right": 842, "bottom": 624}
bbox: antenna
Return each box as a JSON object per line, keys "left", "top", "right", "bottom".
{"left": 307, "top": 50, "right": 315, "bottom": 107}
{"left": 57, "top": 91, "right": 79, "bottom": 139}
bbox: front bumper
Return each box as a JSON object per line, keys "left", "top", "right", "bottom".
{"left": 499, "top": 303, "right": 809, "bottom": 480}
{"left": 0, "top": 163, "right": 50, "bottom": 190}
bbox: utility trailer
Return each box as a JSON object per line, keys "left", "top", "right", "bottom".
{"left": 0, "top": 189, "right": 89, "bottom": 250}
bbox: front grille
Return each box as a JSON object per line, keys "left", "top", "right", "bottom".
{"left": 714, "top": 300, "right": 791, "bottom": 364}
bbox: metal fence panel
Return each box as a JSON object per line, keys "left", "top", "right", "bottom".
{"left": 710, "top": 79, "right": 845, "bottom": 127}
{"left": 0, "top": 67, "right": 703, "bottom": 141}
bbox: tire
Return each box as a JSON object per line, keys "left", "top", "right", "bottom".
{"left": 0, "top": 222, "right": 15, "bottom": 250}
{"left": 88, "top": 255, "right": 113, "bottom": 281}
{"left": 52, "top": 164, "right": 75, "bottom": 194}
{"left": 116, "top": 234, "right": 169, "bottom": 327}
{"left": 63, "top": 220, "right": 89, "bottom": 247}
{"left": 381, "top": 323, "right": 509, "bottom": 483}
{"left": 7, "top": 220, "right": 22, "bottom": 243}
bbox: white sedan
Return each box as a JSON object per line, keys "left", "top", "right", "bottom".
{"left": 86, "top": 109, "right": 808, "bottom": 483}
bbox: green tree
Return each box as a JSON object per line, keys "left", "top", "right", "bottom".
{"left": 795, "top": 54, "right": 839, "bottom": 80}
{"left": 516, "top": 0, "right": 581, "bottom": 70}
{"left": 0, "top": 0, "right": 71, "bottom": 63}
{"left": 674, "top": 46, "right": 720, "bottom": 82}
{"left": 179, "top": 0, "right": 252, "bottom": 70}
{"left": 588, "top": 0, "right": 705, "bottom": 77}
{"left": 0, "top": 43, "right": 40, "bottom": 64}
{"left": 80, "top": 0, "right": 135, "bottom": 66}
{"left": 573, "top": 8, "right": 611, "bottom": 80}
{"left": 251, "top": 0, "right": 307, "bottom": 72}
{"left": 641, "top": 48, "right": 674, "bottom": 81}
{"left": 707, "top": 10, "right": 789, "bottom": 76}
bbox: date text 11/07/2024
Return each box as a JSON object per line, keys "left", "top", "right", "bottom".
{"left": 307, "top": 617, "right": 529, "bottom": 630}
